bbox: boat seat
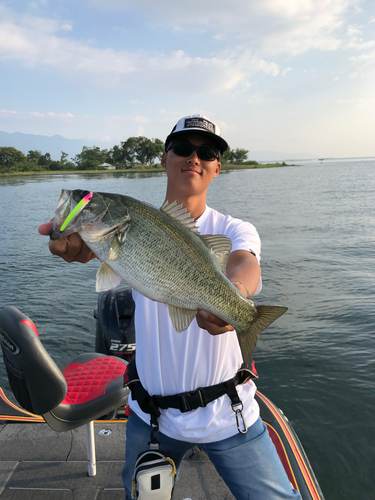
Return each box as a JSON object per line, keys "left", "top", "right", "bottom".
{"left": 0, "top": 305, "right": 133, "bottom": 476}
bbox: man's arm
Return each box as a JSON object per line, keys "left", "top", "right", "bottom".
{"left": 196, "top": 250, "right": 261, "bottom": 336}
{"left": 38, "top": 222, "right": 96, "bottom": 263}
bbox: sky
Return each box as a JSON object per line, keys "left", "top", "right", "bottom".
{"left": 1, "top": 0, "right": 375, "bottom": 158}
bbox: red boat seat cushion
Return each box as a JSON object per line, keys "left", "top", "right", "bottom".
{"left": 62, "top": 355, "right": 127, "bottom": 405}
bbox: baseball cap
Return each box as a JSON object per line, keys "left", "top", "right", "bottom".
{"left": 165, "top": 114, "right": 228, "bottom": 154}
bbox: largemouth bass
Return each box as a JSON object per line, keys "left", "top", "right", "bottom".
{"left": 50, "top": 189, "right": 287, "bottom": 363}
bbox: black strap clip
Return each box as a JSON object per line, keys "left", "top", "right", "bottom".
{"left": 232, "top": 401, "right": 248, "bottom": 434}
{"left": 149, "top": 413, "right": 160, "bottom": 450}
{"left": 226, "top": 378, "right": 248, "bottom": 434}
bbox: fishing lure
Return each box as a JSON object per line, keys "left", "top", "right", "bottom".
{"left": 60, "top": 192, "right": 93, "bottom": 231}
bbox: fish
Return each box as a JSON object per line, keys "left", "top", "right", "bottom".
{"left": 50, "top": 189, "right": 288, "bottom": 364}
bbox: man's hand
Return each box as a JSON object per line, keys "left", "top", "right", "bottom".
{"left": 196, "top": 260, "right": 258, "bottom": 336}
{"left": 196, "top": 310, "right": 235, "bottom": 336}
{"left": 38, "top": 222, "right": 96, "bottom": 263}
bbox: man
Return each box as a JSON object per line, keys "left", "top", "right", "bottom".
{"left": 39, "top": 114, "right": 300, "bottom": 500}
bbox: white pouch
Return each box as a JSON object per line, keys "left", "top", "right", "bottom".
{"left": 132, "top": 450, "right": 176, "bottom": 499}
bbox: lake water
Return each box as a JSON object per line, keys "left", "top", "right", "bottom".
{"left": 1, "top": 159, "right": 375, "bottom": 499}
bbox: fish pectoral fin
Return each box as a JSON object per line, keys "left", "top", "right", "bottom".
{"left": 96, "top": 262, "right": 122, "bottom": 292}
{"left": 237, "top": 305, "right": 288, "bottom": 364}
{"left": 167, "top": 305, "right": 198, "bottom": 332}
{"left": 108, "top": 237, "right": 121, "bottom": 261}
{"left": 108, "top": 221, "right": 130, "bottom": 261}
{"left": 200, "top": 235, "right": 232, "bottom": 273}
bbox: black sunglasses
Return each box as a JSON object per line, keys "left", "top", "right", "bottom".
{"left": 166, "top": 140, "right": 220, "bottom": 161}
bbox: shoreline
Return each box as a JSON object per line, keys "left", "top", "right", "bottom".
{"left": 0, "top": 162, "right": 295, "bottom": 178}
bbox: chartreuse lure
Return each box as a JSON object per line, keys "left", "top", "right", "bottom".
{"left": 60, "top": 192, "right": 93, "bottom": 231}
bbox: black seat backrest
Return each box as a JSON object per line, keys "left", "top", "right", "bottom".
{"left": 0, "top": 306, "right": 67, "bottom": 415}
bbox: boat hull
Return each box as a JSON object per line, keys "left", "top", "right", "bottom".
{"left": 256, "top": 391, "right": 325, "bottom": 500}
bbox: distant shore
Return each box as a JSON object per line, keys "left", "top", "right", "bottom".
{"left": 0, "top": 162, "right": 296, "bottom": 177}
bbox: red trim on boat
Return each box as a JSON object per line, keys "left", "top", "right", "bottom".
{"left": 0, "top": 388, "right": 44, "bottom": 421}
{"left": 266, "top": 423, "right": 298, "bottom": 490}
{"left": 257, "top": 392, "right": 321, "bottom": 500}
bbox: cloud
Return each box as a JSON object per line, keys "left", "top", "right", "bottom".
{"left": 47, "top": 112, "right": 75, "bottom": 118}
{"left": 282, "top": 67, "right": 293, "bottom": 76}
{"left": 1, "top": 109, "right": 75, "bottom": 119}
{"left": 91, "top": 0, "right": 359, "bottom": 56}
{"left": 60, "top": 23, "right": 73, "bottom": 31}
{"left": 0, "top": 8, "right": 138, "bottom": 80}
{"left": 1, "top": 0, "right": 371, "bottom": 98}
{"left": 348, "top": 49, "right": 375, "bottom": 78}
{"left": 0, "top": 8, "right": 281, "bottom": 94}
{"left": 101, "top": 135, "right": 112, "bottom": 142}
{"left": 1, "top": 109, "right": 17, "bottom": 116}
{"left": 346, "top": 23, "right": 375, "bottom": 49}
{"left": 347, "top": 24, "right": 363, "bottom": 36}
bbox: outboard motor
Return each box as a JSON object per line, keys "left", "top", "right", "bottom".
{"left": 94, "top": 285, "right": 136, "bottom": 363}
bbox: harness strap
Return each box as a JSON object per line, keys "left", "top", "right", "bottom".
{"left": 130, "top": 363, "right": 257, "bottom": 416}
{"left": 153, "top": 371, "right": 245, "bottom": 413}
{"left": 129, "top": 359, "right": 258, "bottom": 416}
{"left": 131, "top": 378, "right": 161, "bottom": 418}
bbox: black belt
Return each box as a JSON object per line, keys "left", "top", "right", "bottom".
{"left": 153, "top": 371, "right": 246, "bottom": 413}
{"left": 130, "top": 361, "right": 258, "bottom": 436}
{"left": 130, "top": 362, "right": 258, "bottom": 417}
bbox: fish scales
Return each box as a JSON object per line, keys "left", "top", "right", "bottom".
{"left": 51, "top": 189, "right": 288, "bottom": 363}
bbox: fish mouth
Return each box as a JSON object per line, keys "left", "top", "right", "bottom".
{"left": 101, "top": 225, "right": 121, "bottom": 237}
{"left": 82, "top": 224, "right": 121, "bottom": 241}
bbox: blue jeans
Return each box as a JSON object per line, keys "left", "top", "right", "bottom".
{"left": 122, "top": 412, "right": 301, "bottom": 500}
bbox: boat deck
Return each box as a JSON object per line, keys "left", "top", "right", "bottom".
{"left": 0, "top": 420, "right": 235, "bottom": 500}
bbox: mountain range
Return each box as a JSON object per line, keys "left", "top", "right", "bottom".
{"left": 0, "top": 130, "right": 318, "bottom": 162}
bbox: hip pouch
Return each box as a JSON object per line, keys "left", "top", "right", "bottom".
{"left": 132, "top": 449, "right": 176, "bottom": 500}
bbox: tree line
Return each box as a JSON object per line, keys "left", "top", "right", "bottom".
{"left": 0, "top": 135, "right": 255, "bottom": 174}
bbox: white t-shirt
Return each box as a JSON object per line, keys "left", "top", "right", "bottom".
{"left": 129, "top": 205, "right": 262, "bottom": 443}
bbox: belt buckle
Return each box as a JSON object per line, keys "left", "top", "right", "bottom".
{"left": 178, "top": 388, "right": 205, "bottom": 413}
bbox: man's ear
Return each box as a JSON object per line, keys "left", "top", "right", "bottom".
{"left": 161, "top": 151, "right": 168, "bottom": 170}
{"left": 214, "top": 162, "right": 221, "bottom": 178}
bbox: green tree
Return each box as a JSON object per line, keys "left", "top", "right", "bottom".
{"left": 135, "top": 137, "right": 164, "bottom": 165}
{"left": 27, "top": 150, "right": 42, "bottom": 164}
{"left": 59, "top": 151, "right": 75, "bottom": 170}
{"left": 110, "top": 137, "right": 139, "bottom": 169}
{"left": 220, "top": 147, "right": 231, "bottom": 165}
{"left": 229, "top": 148, "right": 249, "bottom": 164}
{"left": 109, "top": 137, "right": 164, "bottom": 168}
{"left": 60, "top": 151, "right": 69, "bottom": 165}
{"left": 108, "top": 144, "right": 122, "bottom": 165}
{"left": 38, "top": 153, "right": 52, "bottom": 169}
{"left": 48, "top": 160, "right": 64, "bottom": 171}
{"left": 24, "top": 150, "right": 46, "bottom": 171}
{"left": 74, "top": 146, "right": 108, "bottom": 170}
{"left": 0, "top": 147, "right": 28, "bottom": 173}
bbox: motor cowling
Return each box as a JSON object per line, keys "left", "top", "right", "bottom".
{"left": 94, "top": 286, "right": 136, "bottom": 363}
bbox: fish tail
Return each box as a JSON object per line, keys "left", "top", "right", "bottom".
{"left": 237, "top": 305, "right": 288, "bottom": 364}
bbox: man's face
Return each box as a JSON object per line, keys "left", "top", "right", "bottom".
{"left": 161, "top": 134, "right": 221, "bottom": 199}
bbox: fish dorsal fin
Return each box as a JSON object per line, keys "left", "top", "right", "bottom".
{"left": 166, "top": 304, "right": 198, "bottom": 332}
{"left": 200, "top": 234, "right": 232, "bottom": 273}
{"left": 160, "top": 200, "right": 200, "bottom": 234}
{"left": 96, "top": 262, "right": 122, "bottom": 292}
